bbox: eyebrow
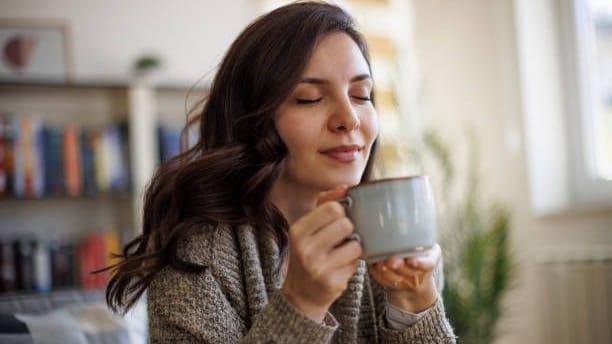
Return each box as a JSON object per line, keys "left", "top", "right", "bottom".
{"left": 299, "top": 73, "right": 371, "bottom": 84}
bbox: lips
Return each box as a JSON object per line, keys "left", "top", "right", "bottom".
{"left": 320, "top": 145, "right": 364, "bottom": 163}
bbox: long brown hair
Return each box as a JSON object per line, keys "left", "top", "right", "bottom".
{"left": 105, "top": 1, "right": 378, "bottom": 314}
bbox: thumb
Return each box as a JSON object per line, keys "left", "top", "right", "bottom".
{"left": 316, "top": 185, "right": 349, "bottom": 206}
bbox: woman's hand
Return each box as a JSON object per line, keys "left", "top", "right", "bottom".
{"left": 281, "top": 186, "right": 362, "bottom": 323}
{"left": 369, "top": 244, "right": 441, "bottom": 313}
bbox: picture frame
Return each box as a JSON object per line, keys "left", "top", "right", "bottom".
{"left": 0, "top": 20, "right": 72, "bottom": 83}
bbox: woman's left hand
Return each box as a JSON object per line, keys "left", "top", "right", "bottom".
{"left": 369, "top": 243, "right": 441, "bottom": 313}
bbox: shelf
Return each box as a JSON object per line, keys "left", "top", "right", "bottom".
{"left": 0, "top": 192, "right": 132, "bottom": 202}
{"left": 0, "top": 287, "right": 105, "bottom": 299}
{"left": 0, "top": 80, "right": 129, "bottom": 91}
{"left": 0, "top": 79, "right": 209, "bottom": 92}
{"left": 0, "top": 78, "right": 192, "bottom": 238}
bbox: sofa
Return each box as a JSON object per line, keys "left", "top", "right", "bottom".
{"left": 0, "top": 288, "right": 147, "bottom": 344}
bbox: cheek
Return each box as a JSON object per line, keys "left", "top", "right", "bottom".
{"left": 362, "top": 112, "right": 379, "bottom": 144}
{"left": 276, "top": 115, "right": 313, "bottom": 157}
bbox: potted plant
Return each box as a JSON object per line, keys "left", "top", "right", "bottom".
{"left": 421, "top": 130, "right": 515, "bottom": 344}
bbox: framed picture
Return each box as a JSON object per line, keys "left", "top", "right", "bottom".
{"left": 0, "top": 20, "right": 72, "bottom": 82}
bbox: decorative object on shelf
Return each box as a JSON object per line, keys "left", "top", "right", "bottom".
{"left": 0, "top": 20, "right": 71, "bottom": 82}
{"left": 421, "top": 130, "right": 515, "bottom": 344}
{"left": 132, "top": 54, "right": 162, "bottom": 85}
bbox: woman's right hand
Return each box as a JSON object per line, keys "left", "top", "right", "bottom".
{"left": 280, "top": 186, "right": 363, "bottom": 323}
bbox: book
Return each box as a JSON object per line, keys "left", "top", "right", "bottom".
{"left": 1, "top": 115, "right": 15, "bottom": 196}
{"left": 93, "top": 129, "right": 110, "bottom": 193}
{"left": 32, "top": 240, "right": 51, "bottom": 293}
{"left": 80, "top": 129, "right": 97, "bottom": 195}
{"left": 50, "top": 239, "right": 76, "bottom": 288}
{"left": 63, "top": 124, "right": 82, "bottom": 196}
{"left": 158, "top": 125, "right": 181, "bottom": 162}
{"left": 12, "top": 116, "right": 46, "bottom": 198}
{"left": 0, "top": 114, "right": 7, "bottom": 196}
{"left": 0, "top": 240, "right": 16, "bottom": 292}
{"left": 42, "top": 126, "right": 65, "bottom": 195}
{"left": 13, "top": 239, "right": 34, "bottom": 291}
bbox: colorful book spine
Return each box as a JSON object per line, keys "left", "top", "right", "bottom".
{"left": 104, "top": 229, "right": 121, "bottom": 270}
{"left": 0, "top": 114, "right": 6, "bottom": 196}
{"left": 0, "top": 230, "right": 129, "bottom": 294}
{"left": 50, "top": 239, "right": 76, "bottom": 288}
{"left": 32, "top": 118, "right": 45, "bottom": 197}
{"left": 1, "top": 115, "right": 15, "bottom": 196}
{"left": 0, "top": 240, "right": 16, "bottom": 292}
{"left": 13, "top": 240, "right": 34, "bottom": 291}
{"left": 32, "top": 240, "right": 51, "bottom": 293}
{"left": 43, "top": 127, "right": 64, "bottom": 195}
{"left": 93, "top": 129, "right": 109, "bottom": 193}
{"left": 159, "top": 125, "right": 181, "bottom": 162}
{"left": 12, "top": 118, "right": 24, "bottom": 197}
{"left": 63, "top": 124, "right": 82, "bottom": 196}
{"left": 77, "top": 235, "right": 96, "bottom": 289}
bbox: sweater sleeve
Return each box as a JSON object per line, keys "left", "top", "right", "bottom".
{"left": 378, "top": 298, "right": 456, "bottom": 344}
{"left": 148, "top": 261, "right": 338, "bottom": 343}
{"left": 244, "top": 290, "right": 338, "bottom": 343}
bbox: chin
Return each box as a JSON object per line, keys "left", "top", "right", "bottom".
{"left": 323, "top": 172, "right": 363, "bottom": 189}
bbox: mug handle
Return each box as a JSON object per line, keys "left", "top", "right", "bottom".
{"left": 337, "top": 196, "right": 361, "bottom": 242}
{"left": 337, "top": 196, "right": 353, "bottom": 209}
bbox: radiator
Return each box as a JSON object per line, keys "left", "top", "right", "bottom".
{"left": 538, "top": 247, "right": 612, "bottom": 344}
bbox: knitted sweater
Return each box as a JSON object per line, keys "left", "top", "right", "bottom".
{"left": 147, "top": 222, "right": 456, "bottom": 343}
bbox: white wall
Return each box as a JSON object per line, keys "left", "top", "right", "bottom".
{"left": 1, "top": 0, "right": 259, "bottom": 85}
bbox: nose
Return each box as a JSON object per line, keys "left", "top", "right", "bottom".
{"left": 328, "top": 97, "right": 360, "bottom": 133}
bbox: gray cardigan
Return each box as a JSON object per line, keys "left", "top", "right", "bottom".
{"left": 147, "top": 223, "right": 456, "bottom": 343}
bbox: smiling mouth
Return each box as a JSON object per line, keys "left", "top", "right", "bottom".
{"left": 320, "top": 145, "right": 364, "bottom": 163}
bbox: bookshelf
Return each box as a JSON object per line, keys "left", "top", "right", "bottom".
{"left": 0, "top": 79, "right": 205, "bottom": 294}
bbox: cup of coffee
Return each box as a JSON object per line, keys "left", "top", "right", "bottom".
{"left": 340, "top": 175, "right": 437, "bottom": 262}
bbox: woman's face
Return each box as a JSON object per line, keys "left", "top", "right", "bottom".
{"left": 275, "top": 32, "right": 379, "bottom": 193}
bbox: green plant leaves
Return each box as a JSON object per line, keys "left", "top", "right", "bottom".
{"left": 422, "top": 129, "right": 514, "bottom": 344}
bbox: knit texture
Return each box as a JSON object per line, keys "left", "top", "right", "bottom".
{"left": 147, "top": 223, "right": 456, "bottom": 343}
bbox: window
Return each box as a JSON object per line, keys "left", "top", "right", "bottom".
{"left": 514, "top": 0, "right": 612, "bottom": 215}
{"left": 587, "top": 0, "right": 612, "bottom": 181}
{"left": 562, "top": 0, "right": 612, "bottom": 204}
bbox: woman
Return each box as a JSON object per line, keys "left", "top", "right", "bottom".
{"left": 106, "top": 2, "right": 456, "bottom": 343}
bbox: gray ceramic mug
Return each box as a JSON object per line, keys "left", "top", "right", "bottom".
{"left": 339, "top": 176, "right": 437, "bottom": 262}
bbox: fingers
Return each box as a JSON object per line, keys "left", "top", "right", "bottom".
{"left": 404, "top": 243, "right": 441, "bottom": 271}
{"left": 390, "top": 261, "right": 423, "bottom": 278}
{"left": 316, "top": 185, "right": 349, "bottom": 205}
{"left": 330, "top": 259, "right": 360, "bottom": 288}
{"left": 292, "top": 201, "right": 346, "bottom": 237}
{"left": 327, "top": 240, "right": 363, "bottom": 268}
{"left": 369, "top": 244, "right": 442, "bottom": 290}
{"left": 311, "top": 217, "right": 354, "bottom": 251}
{"left": 291, "top": 185, "right": 351, "bottom": 238}
{"left": 371, "top": 261, "right": 406, "bottom": 286}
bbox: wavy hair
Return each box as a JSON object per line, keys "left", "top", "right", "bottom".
{"left": 104, "top": 1, "right": 378, "bottom": 314}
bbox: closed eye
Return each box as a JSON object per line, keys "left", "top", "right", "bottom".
{"left": 296, "top": 97, "right": 323, "bottom": 104}
{"left": 352, "top": 96, "right": 372, "bottom": 102}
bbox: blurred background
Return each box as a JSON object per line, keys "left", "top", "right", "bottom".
{"left": 0, "top": 0, "right": 611, "bottom": 343}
